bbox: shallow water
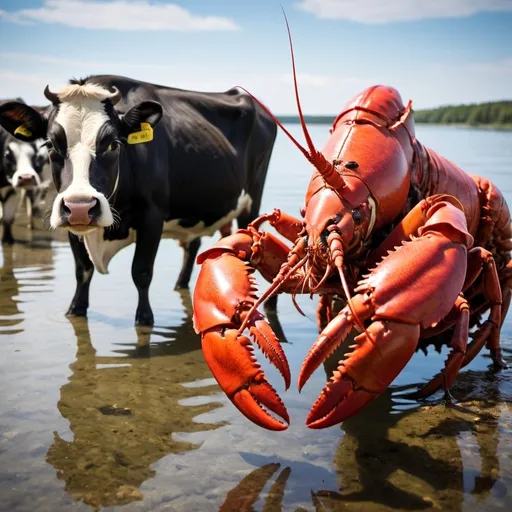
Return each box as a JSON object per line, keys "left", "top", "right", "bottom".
{"left": 0, "top": 124, "right": 511, "bottom": 512}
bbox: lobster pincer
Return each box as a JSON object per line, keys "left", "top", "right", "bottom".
{"left": 193, "top": 211, "right": 305, "bottom": 430}
{"left": 298, "top": 196, "right": 475, "bottom": 428}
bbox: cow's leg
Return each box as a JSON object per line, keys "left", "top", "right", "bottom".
{"left": 23, "top": 189, "right": 34, "bottom": 228}
{"left": 132, "top": 210, "right": 163, "bottom": 326}
{"left": 174, "top": 237, "right": 201, "bottom": 290}
{"left": 1, "top": 192, "right": 18, "bottom": 245}
{"left": 67, "top": 233, "right": 94, "bottom": 317}
{"left": 219, "top": 222, "right": 232, "bottom": 238}
{"left": 24, "top": 189, "right": 41, "bottom": 228}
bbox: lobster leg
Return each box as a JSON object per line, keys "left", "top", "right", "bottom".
{"left": 249, "top": 208, "right": 304, "bottom": 243}
{"left": 299, "top": 196, "right": 474, "bottom": 428}
{"left": 413, "top": 247, "right": 507, "bottom": 398}
{"left": 410, "top": 295, "right": 469, "bottom": 399}
{"left": 461, "top": 248, "right": 506, "bottom": 369}
{"left": 500, "top": 260, "right": 512, "bottom": 328}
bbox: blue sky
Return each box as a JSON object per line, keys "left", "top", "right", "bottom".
{"left": 0, "top": 0, "right": 511, "bottom": 114}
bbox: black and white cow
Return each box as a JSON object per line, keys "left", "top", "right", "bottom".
{"left": 0, "top": 100, "right": 50, "bottom": 243}
{"left": 0, "top": 76, "right": 277, "bottom": 325}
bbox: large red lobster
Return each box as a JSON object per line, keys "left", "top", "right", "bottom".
{"left": 192, "top": 20, "right": 512, "bottom": 431}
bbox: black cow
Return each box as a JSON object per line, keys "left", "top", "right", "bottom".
{"left": 0, "top": 76, "right": 277, "bottom": 325}
{"left": 0, "top": 99, "right": 50, "bottom": 243}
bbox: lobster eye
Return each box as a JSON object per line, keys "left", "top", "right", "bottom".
{"left": 351, "top": 208, "right": 363, "bottom": 224}
{"left": 300, "top": 206, "right": 306, "bottom": 218}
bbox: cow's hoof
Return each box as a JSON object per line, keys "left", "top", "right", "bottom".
{"left": 135, "top": 309, "right": 154, "bottom": 326}
{"left": 66, "top": 307, "right": 88, "bottom": 317}
{"left": 1, "top": 237, "right": 15, "bottom": 245}
{"left": 173, "top": 282, "right": 190, "bottom": 291}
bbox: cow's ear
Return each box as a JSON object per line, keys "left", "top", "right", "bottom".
{"left": 120, "top": 101, "right": 163, "bottom": 136}
{"left": 0, "top": 102, "right": 47, "bottom": 142}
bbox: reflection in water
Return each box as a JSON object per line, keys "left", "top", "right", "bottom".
{"left": 0, "top": 239, "right": 54, "bottom": 336}
{"left": 219, "top": 346, "right": 511, "bottom": 511}
{"left": 316, "top": 347, "right": 510, "bottom": 511}
{"left": 219, "top": 463, "right": 291, "bottom": 512}
{"left": 45, "top": 292, "right": 226, "bottom": 509}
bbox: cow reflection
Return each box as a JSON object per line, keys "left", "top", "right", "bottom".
{"left": 46, "top": 292, "right": 225, "bottom": 509}
{"left": 0, "top": 239, "right": 54, "bottom": 335}
{"left": 219, "top": 347, "right": 510, "bottom": 511}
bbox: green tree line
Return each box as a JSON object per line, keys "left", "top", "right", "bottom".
{"left": 413, "top": 101, "right": 512, "bottom": 126}
{"left": 278, "top": 101, "right": 512, "bottom": 128}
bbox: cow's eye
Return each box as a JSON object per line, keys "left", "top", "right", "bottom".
{"left": 105, "top": 140, "right": 120, "bottom": 152}
{"left": 36, "top": 154, "right": 47, "bottom": 166}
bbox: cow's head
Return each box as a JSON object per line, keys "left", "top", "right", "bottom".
{"left": 0, "top": 80, "right": 163, "bottom": 235}
{"left": 2, "top": 137, "right": 49, "bottom": 190}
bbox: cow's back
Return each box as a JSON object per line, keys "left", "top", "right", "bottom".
{"left": 85, "top": 76, "right": 276, "bottom": 227}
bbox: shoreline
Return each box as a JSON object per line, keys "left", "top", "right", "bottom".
{"left": 277, "top": 117, "right": 512, "bottom": 131}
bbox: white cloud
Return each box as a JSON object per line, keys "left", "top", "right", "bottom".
{"left": 0, "top": 0, "right": 239, "bottom": 31}
{"left": 0, "top": 51, "right": 176, "bottom": 71}
{"left": 295, "top": 0, "right": 512, "bottom": 24}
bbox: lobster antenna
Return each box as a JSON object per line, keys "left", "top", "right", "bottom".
{"left": 236, "top": 85, "right": 314, "bottom": 164}
{"left": 281, "top": 9, "right": 345, "bottom": 189}
{"left": 282, "top": 9, "right": 324, "bottom": 169}
{"left": 328, "top": 231, "right": 375, "bottom": 342}
{"left": 237, "top": 10, "right": 344, "bottom": 189}
{"left": 238, "top": 252, "right": 309, "bottom": 334}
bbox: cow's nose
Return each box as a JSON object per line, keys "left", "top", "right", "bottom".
{"left": 62, "top": 197, "right": 98, "bottom": 225}
{"left": 17, "top": 174, "right": 36, "bottom": 187}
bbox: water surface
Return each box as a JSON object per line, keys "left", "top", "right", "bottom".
{"left": 0, "top": 124, "right": 511, "bottom": 511}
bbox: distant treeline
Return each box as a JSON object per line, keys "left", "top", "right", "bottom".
{"left": 413, "top": 101, "right": 512, "bottom": 127}
{"left": 278, "top": 100, "right": 512, "bottom": 128}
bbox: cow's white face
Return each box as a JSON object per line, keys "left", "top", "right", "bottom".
{"left": 48, "top": 85, "right": 120, "bottom": 234}
{"left": 0, "top": 80, "right": 163, "bottom": 235}
{"left": 3, "top": 139, "right": 48, "bottom": 189}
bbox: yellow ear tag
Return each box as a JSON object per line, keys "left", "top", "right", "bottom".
{"left": 14, "top": 125, "right": 32, "bottom": 137}
{"left": 127, "top": 122, "right": 153, "bottom": 145}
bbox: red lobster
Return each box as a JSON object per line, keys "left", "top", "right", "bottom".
{"left": 192, "top": 20, "right": 512, "bottom": 431}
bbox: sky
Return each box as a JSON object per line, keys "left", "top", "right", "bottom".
{"left": 0, "top": 0, "right": 511, "bottom": 114}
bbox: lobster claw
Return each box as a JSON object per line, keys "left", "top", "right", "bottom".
{"left": 298, "top": 296, "right": 419, "bottom": 429}
{"left": 193, "top": 237, "right": 291, "bottom": 431}
{"left": 202, "top": 327, "right": 290, "bottom": 430}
